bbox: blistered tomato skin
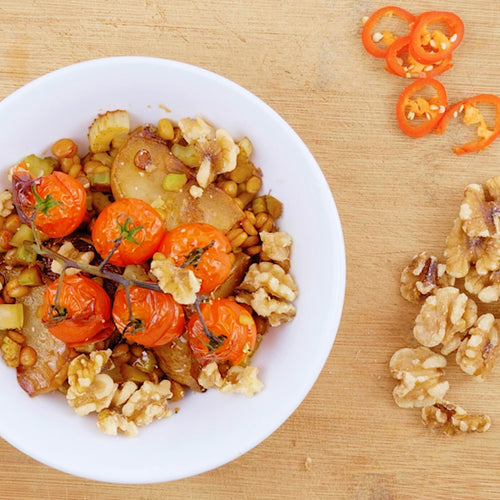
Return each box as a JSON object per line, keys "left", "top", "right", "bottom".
{"left": 112, "top": 286, "right": 185, "bottom": 347}
{"left": 187, "top": 298, "right": 257, "bottom": 366}
{"left": 41, "top": 274, "right": 114, "bottom": 346}
{"left": 158, "top": 222, "right": 232, "bottom": 293}
{"left": 91, "top": 198, "right": 166, "bottom": 267}
{"left": 13, "top": 169, "right": 87, "bottom": 238}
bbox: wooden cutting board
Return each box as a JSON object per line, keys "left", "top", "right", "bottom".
{"left": 1, "top": 1, "right": 500, "bottom": 498}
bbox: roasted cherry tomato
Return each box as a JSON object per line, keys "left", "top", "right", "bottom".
{"left": 187, "top": 298, "right": 257, "bottom": 366}
{"left": 434, "top": 94, "right": 500, "bottom": 154}
{"left": 409, "top": 11, "right": 464, "bottom": 64}
{"left": 158, "top": 222, "right": 232, "bottom": 294}
{"left": 91, "top": 198, "right": 165, "bottom": 267}
{"left": 361, "top": 6, "right": 416, "bottom": 58}
{"left": 396, "top": 78, "right": 447, "bottom": 138}
{"left": 112, "top": 285, "right": 185, "bottom": 347}
{"left": 41, "top": 274, "right": 114, "bottom": 346}
{"left": 385, "top": 35, "right": 453, "bottom": 79}
{"left": 12, "top": 168, "right": 87, "bottom": 238}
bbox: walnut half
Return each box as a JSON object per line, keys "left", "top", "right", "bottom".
{"left": 421, "top": 401, "right": 491, "bottom": 435}
{"left": 413, "top": 287, "right": 477, "bottom": 355}
{"left": 400, "top": 252, "right": 454, "bottom": 303}
{"left": 389, "top": 346, "right": 449, "bottom": 408}
{"left": 236, "top": 261, "right": 298, "bottom": 327}
{"left": 456, "top": 313, "right": 500, "bottom": 381}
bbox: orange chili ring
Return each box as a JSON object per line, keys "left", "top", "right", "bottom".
{"left": 409, "top": 11, "right": 464, "bottom": 64}
{"left": 385, "top": 35, "right": 453, "bottom": 79}
{"left": 362, "top": 6, "right": 416, "bottom": 58}
{"left": 396, "top": 78, "right": 447, "bottom": 138}
{"left": 434, "top": 94, "right": 500, "bottom": 154}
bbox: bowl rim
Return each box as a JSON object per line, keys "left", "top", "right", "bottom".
{"left": 0, "top": 56, "right": 346, "bottom": 483}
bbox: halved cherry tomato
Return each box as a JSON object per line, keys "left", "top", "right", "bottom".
{"left": 187, "top": 298, "right": 257, "bottom": 366}
{"left": 409, "top": 11, "right": 464, "bottom": 64}
{"left": 434, "top": 94, "right": 500, "bottom": 154}
{"left": 158, "top": 222, "right": 232, "bottom": 294}
{"left": 362, "top": 6, "right": 416, "bottom": 58}
{"left": 385, "top": 35, "right": 453, "bottom": 79}
{"left": 396, "top": 78, "right": 447, "bottom": 138}
{"left": 41, "top": 274, "right": 114, "bottom": 346}
{"left": 12, "top": 168, "right": 87, "bottom": 238}
{"left": 91, "top": 198, "right": 165, "bottom": 267}
{"left": 112, "top": 285, "right": 185, "bottom": 347}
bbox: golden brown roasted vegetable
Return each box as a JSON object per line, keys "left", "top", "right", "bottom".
{"left": 153, "top": 336, "right": 204, "bottom": 392}
{"left": 16, "top": 285, "right": 73, "bottom": 396}
{"left": 111, "top": 127, "right": 243, "bottom": 231}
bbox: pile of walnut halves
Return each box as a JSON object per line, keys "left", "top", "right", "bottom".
{"left": 391, "top": 176, "right": 500, "bottom": 436}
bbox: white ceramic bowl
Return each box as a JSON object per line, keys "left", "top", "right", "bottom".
{"left": 0, "top": 57, "right": 345, "bottom": 484}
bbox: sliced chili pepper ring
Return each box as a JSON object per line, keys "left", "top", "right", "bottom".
{"left": 385, "top": 35, "right": 453, "bottom": 79}
{"left": 409, "top": 11, "right": 464, "bottom": 64}
{"left": 396, "top": 78, "right": 447, "bottom": 138}
{"left": 434, "top": 94, "right": 500, "bottom": 154}
{"left": 362, "top": 6, "right": 416, "bottom": 58}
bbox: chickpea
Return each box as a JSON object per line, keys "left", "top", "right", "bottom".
{"left": 52, "top": 138, "right": 78, "bottom": 159}
{"left": 4, "top": 214, "right": 22, "bottom": 234}
{"left": 19, "top": 346, "right": 37, "bottom": 367}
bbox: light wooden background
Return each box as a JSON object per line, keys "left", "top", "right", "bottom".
{"left": 2, "top": 1, "right": 500, "bottom": 498}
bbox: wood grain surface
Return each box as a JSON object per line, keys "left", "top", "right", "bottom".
{"left": 2, "top": 1, "right": 500, "bottom": 498}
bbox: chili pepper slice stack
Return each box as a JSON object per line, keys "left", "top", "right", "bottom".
{"left": 362, "top": 6, "right": 500, "bottom": 154}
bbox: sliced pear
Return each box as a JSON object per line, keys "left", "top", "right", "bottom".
{"left": 111, "top": 127, "right": 243, "bottom": 231}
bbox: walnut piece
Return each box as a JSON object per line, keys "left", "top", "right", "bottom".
{"left": 413, "top": 287, "right": 477, "bottom": 355}
{"left": 178, "top": 116, "right": 239, "bottom": 188}
{"left": 459, "top": 177, "right": 500, "bottom": 239}
{"left": 50, "top": 241, "right": 95, "bottom": 276}
{"left": 97, "top": 409, "right": 138, "bottom": 437}
{"left": 67, "top": 373, "right": 117, "bottom": 416}
{"left": 67, "top": 349, "right": 112, "bottom": 393}
{"left": 400, "top": 252, "right": 454, "bottom": 303}
{"left": 198, "top": 361, "right": 264, "bottom": 397}
{"left": 445, "top": 217, "right": 500, "bottom": 278}
{"left": 464, "top": 268, "right": 500, "bottom": 303}
{"left": 236, "top": 261, "right": 298, "bottom": 327}
{"left": 260, "top": 231, "right": 293, "bottom": 264}
{"left": 456, "top": 313, "right": 499, "bottom": 380}
{"left": 111, "top": 380, "right": 138, "bottom": 407}
{"left": 421, "top": 401, "right": 491, "bottom": 435}
{"left": 66, "top": 350, "right": 117, "bottom": 416}
{"left": 150, "top": 253, "right": 200, "bottom": 304}
{"left": 0, "top": 190, "right": 14, "bottom": 217}
{"left": 178, "top": 116, "right": 215, "bottom": 143}
{"left": 121, "top": 380, "right": 173, "bottom": 427}
{"left": 389, "top": 346, "right": 449, "bottom": 408}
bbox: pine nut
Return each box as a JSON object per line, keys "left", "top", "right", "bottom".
{"left": 226, "top": 228, "right": 248, "bottom": 248}
{"left": 241, "top": 235, "right": 260, "bottom": 247}
{"left": 241, "top": 218, "right": 258, "bottom": 236}
{"left": 245, "top": 245, "right": 262, "bottom": 256}
{"left": 8, "top": 330, "right": 26, "bottom": 344}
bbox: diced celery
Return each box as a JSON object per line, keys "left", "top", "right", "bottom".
{"left": 23, "top": 154, "right": 57, "bottom": 177}
{"left": 0, "top": 304, "right": 24, "bottom": 329}
{"left": 87, "top": 170, "right": 111, "bottom": 188}
{"left": 9, "top": 224, "right": 35, "bottom": 248}
{"left": 15, "top": 246, "right": 37, "bottom": 265}
{"left": 162, "top": 173, "right": 187, "bottom": 192}
{"left": 171, "top": 143, "right": 201, "bottom": 168}
{"left": 17, "top": 267, "right": 43, "bottom": 286}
